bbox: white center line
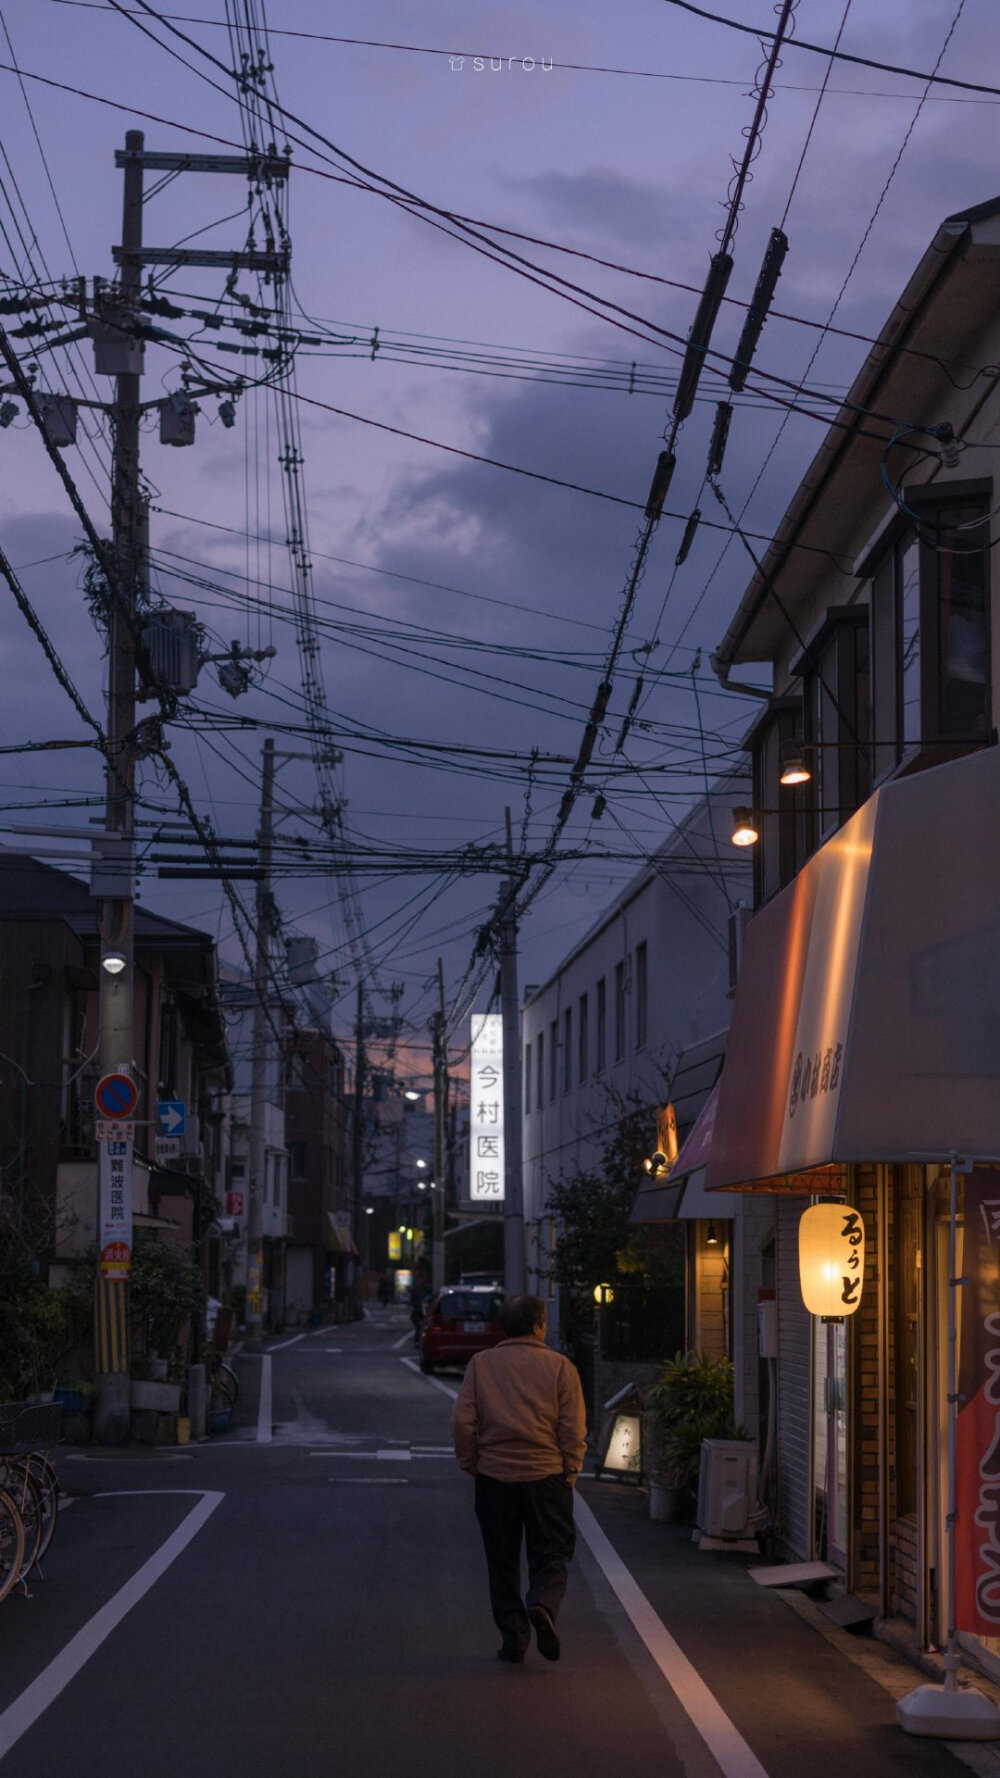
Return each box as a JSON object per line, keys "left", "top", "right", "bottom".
{"left": 0, "top": 1490, "right": 224, "bottom": 1765}
{"left": 257, "top": 1354, "right": 272, "bottom": 1444}
{"left": 265, "top": 1333, "right": 306, "bottom": 1353}
{"left": 400, "top": 1357, "right": 459, "bottom": 1401}
{"left": 392, "top": 1330, "right": 415, "bottom": 1351}
{"left": 574, "top": 1495, "right": 770, "bottom": 1778}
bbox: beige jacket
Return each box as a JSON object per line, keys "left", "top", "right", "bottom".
{"left": 451, "top": 1336, "right": 587, "bottom": 1484}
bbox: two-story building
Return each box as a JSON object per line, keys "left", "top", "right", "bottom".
{"left": 283, "top": 1025, "right": 351, "bottom": 1321}
{"left": 0, "top": 850, "right": 231, "bottom": 1286}
{"left": 521, "top": 775, "right": 754, "bottom": 1409}
{"left": 701, "top": 196, "right": 1000, "bottom": 1676}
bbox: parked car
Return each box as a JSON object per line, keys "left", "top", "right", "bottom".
{"left": 420, "top": 1285, "right": 504, "bottom": 1373}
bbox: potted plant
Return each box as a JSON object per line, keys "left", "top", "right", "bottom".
{"left": 129, "top": 1237, "right": 204, "bottom": 1414}
{"left": 643, "top": 1350, "right": 744, "bottom": 1521}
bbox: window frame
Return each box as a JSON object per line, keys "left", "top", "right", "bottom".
{"left": 635, "top": 941, "right": 648, "bottom": 1050}
{"left": 595, "top": 978, "right": 606, "bottom": 1074}
{"left": 864, "top": 481, "right": 992, "bottom": 783}
{"left": 578, "top": 993, "right": 588, "bottom": 1084}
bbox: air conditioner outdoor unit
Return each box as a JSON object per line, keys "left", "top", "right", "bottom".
{"left": 696, "top": 1439, "right": 758, "bottom": 1539}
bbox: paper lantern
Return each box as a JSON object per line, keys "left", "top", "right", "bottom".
{"left": 798, "top": 1202, "right": 865, "bottom": 1320}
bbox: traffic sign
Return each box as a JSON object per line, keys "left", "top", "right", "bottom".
{"left": 95, "top": 1072, "right": 139, "bottom": 1120}
{"left": 154, "top": 1136, "right": 181, "bottom": 1164}
{"left": 157, "top": 1100, "right": 187, "bottom": 1137}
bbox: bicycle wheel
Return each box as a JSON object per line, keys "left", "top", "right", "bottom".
{"left": 8, "top": 1465, "right": 44, "bottom": 1580}
{"left": 208, "top": 1361, "right": 237, "bottom": 1416}
{"left": 217, "top": 1362, "right": 239, "bottom": 1409}
{"left": 0, "top": 1487, "right": 25, "bottom": 1604}
{"left": 25, "top": 1453, "right": 59, "bottom": 1562}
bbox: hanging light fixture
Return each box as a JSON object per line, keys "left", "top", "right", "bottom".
{"left": 706, "top": 1221, "right": 719, "bottom": 1247}
{"left": 798, "top": 1203, "right": 865, "bottom": 1321}
{"left": 731, "top": 806, "right": 759, "bottom": 847}
{"left": 779, "top": 746, "right": 811, "bottom": 786}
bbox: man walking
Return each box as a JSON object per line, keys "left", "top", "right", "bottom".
{"left": 451, "top": 1294, "right": 587, "bottom": 1665}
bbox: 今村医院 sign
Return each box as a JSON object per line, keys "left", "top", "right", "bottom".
{"left": 470, "top": 1013, "right": 504, "bottom": 1202}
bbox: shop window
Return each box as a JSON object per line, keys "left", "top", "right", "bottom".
{"left": 869, "top": 490, "right": 991, "bottom": 781}
{"left": 563, "top": 1007, "right": 572, "bottom": 1094}
{"left": 578, "top": 994, "right": 588, "bottom": 1084}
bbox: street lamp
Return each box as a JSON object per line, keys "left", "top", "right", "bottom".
{"left": 101, "top": 950, "right": 127, "bottom": 975}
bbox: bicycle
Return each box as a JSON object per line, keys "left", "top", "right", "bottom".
{"left": 0, "top": 1486, "right": 25, "bottom": 1605}
{"left": 206, "top": 1352, "right": 239, "bottom": 1417}
{"left": 0, "top": 1402, "right": 62, "bottom": 1591}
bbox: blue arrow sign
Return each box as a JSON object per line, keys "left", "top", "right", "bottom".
{"left": 157, "top": 1100, "right": 187, "bottom": 1137}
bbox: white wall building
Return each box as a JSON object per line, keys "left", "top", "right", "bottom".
{"left": 521, "top": 775, "right": 751, "bottom": 1283}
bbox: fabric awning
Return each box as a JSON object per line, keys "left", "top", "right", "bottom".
{"left": 706, "top": 744, "right": 1000, "bottom": 1193}
{"left": 325, "top": 1215, "right": 354, "bottom": 1255}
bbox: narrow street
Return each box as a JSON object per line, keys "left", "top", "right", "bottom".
{"left": 0, "top": 1311, "right": 977, "bottom": 1778}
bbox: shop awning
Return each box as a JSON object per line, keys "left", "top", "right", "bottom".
{"left": 324, "top": 1215, "right": 359, "bottom": 1257}
{"left": 706, "top": 744, "right": 1000, "bottom": 1192}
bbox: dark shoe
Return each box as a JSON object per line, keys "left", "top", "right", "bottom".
{"left": 497, "top": 1645, "right": 525, "bottom": 1664}
{"left": 529, "top": 1604, "right": 560, "bottom": 1662}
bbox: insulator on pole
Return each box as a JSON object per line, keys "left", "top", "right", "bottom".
{"left": 644, "top": 450, "right": 676, "bottom": 521}
{"left": 707, "top": 401, "right": 733, "bottom": 478}
{"left": 729, "top": 227, "right": 788, "bottom": 393}
{"left": 675, "top": 509, "right": 702, "bottom": 566}
{"left": 673, "top": 252, "right": 733, "bottom": 422}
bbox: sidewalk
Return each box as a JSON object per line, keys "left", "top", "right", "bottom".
{"left": 579, "top": 1475, "right": 1000, "bottom": 1778}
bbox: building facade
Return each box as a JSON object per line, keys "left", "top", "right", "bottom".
{"left": 703, "top": 197, "right": 1000, "bottom": 1673}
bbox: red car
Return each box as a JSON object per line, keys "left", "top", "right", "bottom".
{"left": 420, "top": 1286, "right": 505, "bottom": 1373}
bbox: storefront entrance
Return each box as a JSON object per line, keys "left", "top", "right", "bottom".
{"left": 813, "top": 1318, "right": 848, "bottom": 1568}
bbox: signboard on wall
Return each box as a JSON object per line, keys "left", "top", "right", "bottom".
{"left": 470, "top": 1013, "right": 505, "bottom": 1202}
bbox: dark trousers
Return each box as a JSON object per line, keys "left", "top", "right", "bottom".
{"left": 474, "top": 1472, "right": 576, "bottom": 1653}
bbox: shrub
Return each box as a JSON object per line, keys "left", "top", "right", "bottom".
{"left": 643, "top": 1350, "right": 744, "bottom": 1495}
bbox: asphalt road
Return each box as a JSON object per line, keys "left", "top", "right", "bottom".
{"left": 0, "top": 1311, "right": 974, "bottom": 1778}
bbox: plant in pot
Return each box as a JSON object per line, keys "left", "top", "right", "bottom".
{"left": 643, "top": 1350, "right": 743, "bottom": 1522}
{"left": 129, "top": 1236, "right": 205, "bottom": 1415}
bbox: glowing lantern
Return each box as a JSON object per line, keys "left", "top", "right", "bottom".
{"left": 798, "top": 1203, "right": 865, "bottom": 1320}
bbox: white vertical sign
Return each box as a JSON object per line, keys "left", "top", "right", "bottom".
{"left": 470, "top": 1013, "right": 505, "bottom": 1202}
{"left": 99, "top": 1136, "right": 133, "bottom": 1278}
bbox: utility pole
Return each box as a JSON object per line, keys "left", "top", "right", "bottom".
{"left": 93, "top": 130, "right": 144, "bottom": 1444}
{"left": 500, "top": 809, "right": 525, "bottom": 1295}
{"left": 352, "top": 978, "right": 365, "bottom": 1315}
{"left": 245, "top": 736, "right": 275, "bottom": 1350}
{"left": 84, "top": 134, "right": 289, "bottom": 1430}
{"left": 430, "top": 959, "right": 447, "bottom": 1292}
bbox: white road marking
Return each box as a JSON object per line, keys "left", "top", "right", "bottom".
{"left": 257, "top": 1354, "right": 272, "bottom": 1444}
{"left": 401, "top": 1356, "right": 768, "bottom": 1775}
{"left": 265, "top": 1333, "right": 306, "bottom": 1353}
{"left": 392, "top": 1330, "right": 414, "bottom": 1351}
{"left": 574, "top": 1495, "right": 770, "bottom": 1778}
{"left": 321, "top": 1450, "right": 453, "bottom": 1463}
{"left": 400, "top": 1357, "right": 459, "bottom": 1401}
{"left": 0, "top": 1490, "right": 224, "bottom": 1765}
